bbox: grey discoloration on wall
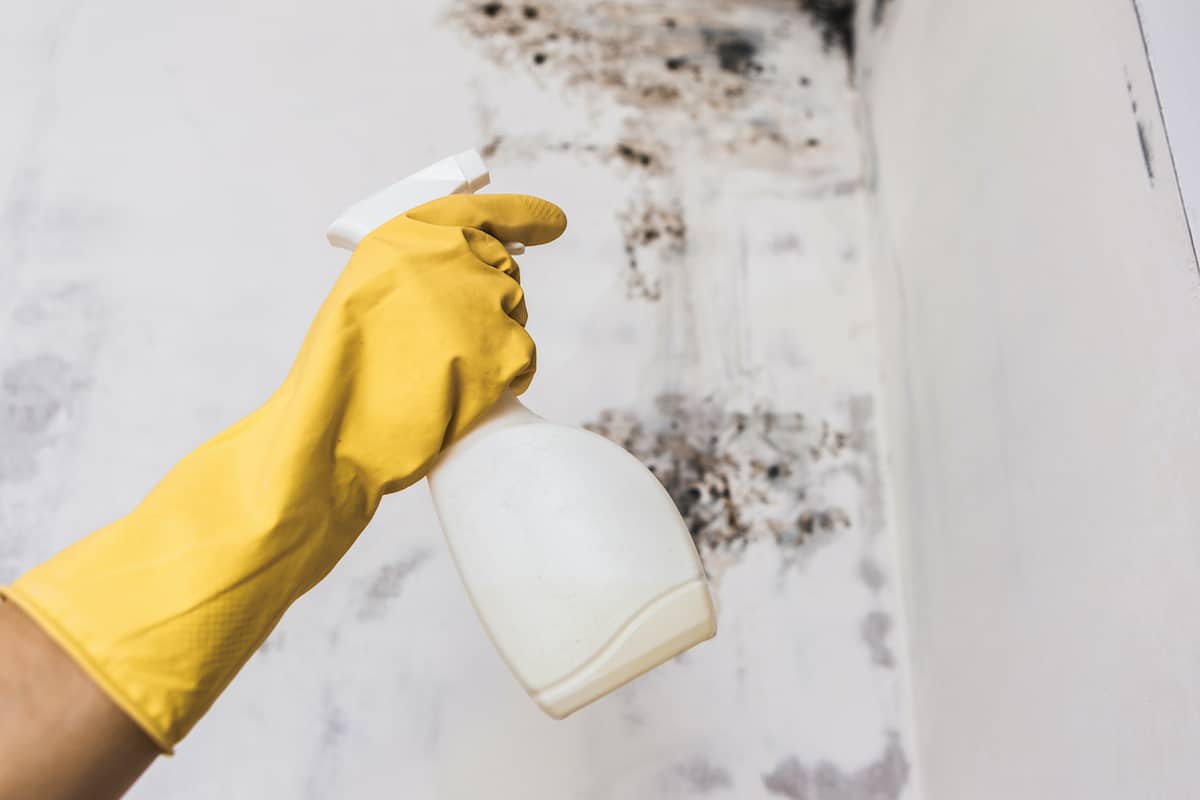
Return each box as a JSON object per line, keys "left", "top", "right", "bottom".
{"left": 358, "top": 548, "right": 432, "bottom": 620}
{"left": 762, "top": 731, "right": 909, "bottom": 799}
{"left": 1136, "top": 121, "right": 1154, "bottom": 181}
{"left": 870, "top": 0, "right": 894, "bottom": 27}
{"left": 860, "top": 610, "right": 895, "bottom": 668}
{"left": 585, "top": 395, "right": 871, "bottom": 571}
{"left": 305, "top": 688, "right": 350, "bottom": 800}
{"left": 670, "top": 755, "right": 734, "bottom": 794}
{"left": 1125, "top": 72, "right": 1155, "bottom": 183}
{"left": 0, "top": 285, "right": 102, "bottom": 476}
{"left": 0, "top": 283, "right": 104, "bottom": 577}
{"left": 858, "top": 556, "right": 886, "bottom": 592}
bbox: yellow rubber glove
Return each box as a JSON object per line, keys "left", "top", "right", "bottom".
{"left": 0, "top": 193, "right": 567, "bottom": 752}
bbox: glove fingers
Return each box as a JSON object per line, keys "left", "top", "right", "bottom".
{"left": 463, "top": 228, "right": 521, "bottom": 278}
{"left": 405, "top": 193, "right": 567, "bottom": 247}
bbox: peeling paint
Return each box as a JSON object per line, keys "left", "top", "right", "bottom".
{"left": 762, "top": 731, "right": 909, "bottom": 799}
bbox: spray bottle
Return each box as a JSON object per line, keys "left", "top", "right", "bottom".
{"left": 327, "top": 151, "right": 716, "bottom": 718}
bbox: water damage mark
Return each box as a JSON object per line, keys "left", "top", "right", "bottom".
{"left": 586, "top": 394, "right": 869, "bottom": 573}
{"left": 358, "top": 548, "right": 432, "bottom": 620}
{"left": 762, "top": 731, "right": 909, "bottom": 799}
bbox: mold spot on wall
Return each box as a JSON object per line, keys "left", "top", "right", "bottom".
{"left": 671, "top": 756, "right": 734, "bottom": 794}
{"left": 448, "top": 0, "right": 861, "bottom": 162}
{"left": 762, "top": 731, "right": 909, "bottom": 799}
{"left": 0, "top": 355, "right": 88, "bottom": 483}
{"left": 616, "top": 198, "right": 686, "bottom": 301}
{"left": 858, "top": 556, "right": 886, "bottom": 592}
{"left": 796, "top": 0, "right": 857, "bottom": 63}
{"left": 1126, "top": 73, "right": 1155, "bottom": 184}
{"left": 358, "top": 548, "right": 432, "bottom": 620}
{"left": 585, "top": 394, "right": 865, "bottom": 572}
{"left": 702, "top": 28, "right": 764, "bottom": 76}
{"left": 860, "top": 610, "right": 895, "bottom": 668}
{"left": 871, "top": 0, "right": 894, "bottom": 27}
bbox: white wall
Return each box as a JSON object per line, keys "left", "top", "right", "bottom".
{"left": 1, "top": 1, "right": 917, "bottom": 797}
{"left": 862, "top": 1, "right": 1200, "bottom": 798}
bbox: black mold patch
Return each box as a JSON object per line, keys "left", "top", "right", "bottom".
{"left": 762, "top": 731, "right": 909, "bottom": 799}
{"left": 702, "top": 28, "right": 764, "bottom": 76}
{"left": 585, "top": 395, "right": 860, "bottom": 562}
{"left": 797, "top": 0, "right": 856, "bottom": 63}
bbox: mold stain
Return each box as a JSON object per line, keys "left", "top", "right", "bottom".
{"left": 616, "top": 198, "right": 686, "bottom": 301}
{"left": 1, "top": 346, "right": 95, "bottom": 482}
{"left": 448, "top": 0, "right": 860, "bottom": 159}
{"left": 871, "top": 0, "right": 894, "bottom": 27}
{"left": 671, "top": 756, "right": 734, "bottom": 794}
{"left": 796, "top": 0, "right": 857, "bottom": 63}
{"left": 585, "top": 394, "right": 864, "bottom": 574}
{"left": 762, "top": 731, "right": 909, "bottom": 799}
{"left": 358, "top": 548, "right": 432, "bottom": 620}
{"left": 860, "top": 610, "right": 895, "bottom": 668}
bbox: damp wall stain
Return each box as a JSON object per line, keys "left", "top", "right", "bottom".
{"left": 762, "top": 731, "right": 909, "bottom": 799}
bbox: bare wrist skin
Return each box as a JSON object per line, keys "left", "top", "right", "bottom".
{"left": 0, "top": 599, "right": 158, "bottom": 800}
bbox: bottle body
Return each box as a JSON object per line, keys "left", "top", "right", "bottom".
{"left": 328, "top": 151, "right": 717, "bottom": 718}
{"left": 427, "top": 392, "right": 716, "bottom": 718}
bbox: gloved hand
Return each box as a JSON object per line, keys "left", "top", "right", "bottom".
{"left": 0, "top": 193, "right": 567, "bottom": 752}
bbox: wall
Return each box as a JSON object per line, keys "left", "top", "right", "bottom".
{"left": 1, "top": 1, "right": 917, "bottom": 798}
{"left": 862, "top": 0, "right": 1200, "bottom": 798}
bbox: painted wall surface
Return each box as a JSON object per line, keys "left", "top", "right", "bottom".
{"left": 1135, "top": 0, "right": 1200, "bottom": 258}
{"left": 1, "top": 1, "right": 916, "bottom": 798}
{"left": 862, "top": 1, "right": 1200, "bottom": 798}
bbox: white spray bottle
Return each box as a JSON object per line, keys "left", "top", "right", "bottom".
{"left": 328, "top": 151, "right": 716, "bottom": 718}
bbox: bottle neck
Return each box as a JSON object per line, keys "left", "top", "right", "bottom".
{"left": 433, "top": 389, "right": 542, "bottom": 470}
